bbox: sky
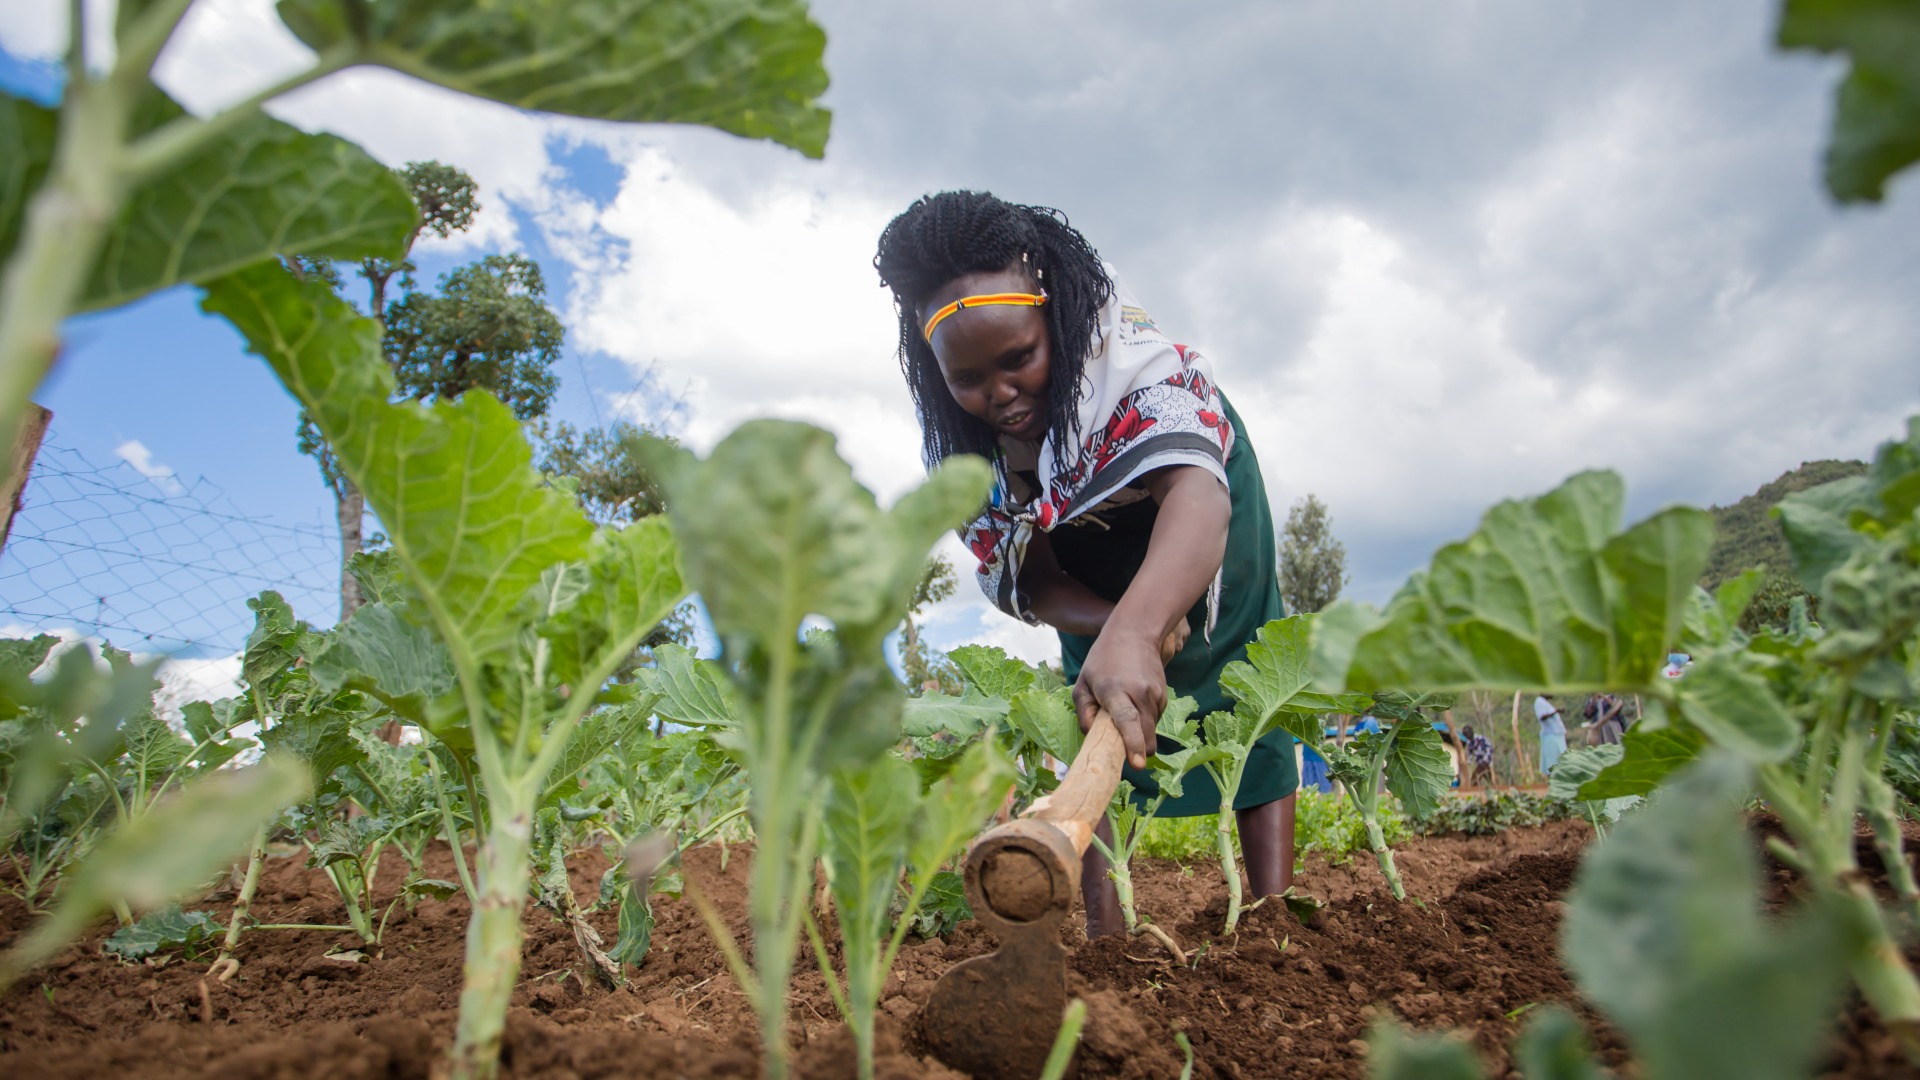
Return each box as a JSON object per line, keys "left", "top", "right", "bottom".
{"left": 2, "top": 0, "right": 1917, "bottom": 686}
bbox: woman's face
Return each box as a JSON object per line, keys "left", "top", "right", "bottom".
{"left": 923, "top": 268, "right": 1051, "bottom": 443}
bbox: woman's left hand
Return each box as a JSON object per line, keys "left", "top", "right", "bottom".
{"left": 1073, "top": 625, "right": 1167, "bottom": 770}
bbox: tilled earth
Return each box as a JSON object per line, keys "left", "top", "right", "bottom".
{"left": 0, "top": 816, "right": 1912, "bottom": 1078}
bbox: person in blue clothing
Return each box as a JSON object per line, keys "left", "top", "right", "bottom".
{"left": 1533, "top": 694, "right": 1567, "bottom": 774}
{"left": 1300, "top": 741, "right": 1333, "bottom": 794}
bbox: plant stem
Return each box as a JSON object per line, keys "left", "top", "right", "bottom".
{"left": 427, "top": 751, "right": 478, "bottom": 903}
{"left": 1365, "top": 817, "right": 1406, "bottom": 901}
{"left": 218, "top": 828, "right": 267, "bottom": 962}
{"left": 1865, "top": 774, "right": 1920, "bottom": 924}
{"left": 0, "top": 0, "right": 149, "bottom": 477}
{"left": 1217, "top": 797, "right": 1243, "bottom": 934}
{"left": 1833, "top": 876, "right": 1920, "bottom": 1063}
{"left": 1761, "top": 756, "right": 1920, "bottom": 1065}
{"left": 447, "top": 796, "right": 535, "bottom": 1080}
{"left": 1038, "top": 998, "right": 1088, "bottom": 1080}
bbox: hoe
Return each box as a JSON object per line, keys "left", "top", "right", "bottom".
{"left": 923, "top": 708, "right": 1127, "bottom": 1078}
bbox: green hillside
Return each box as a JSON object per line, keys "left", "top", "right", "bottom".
{"left": 1701, "top": 458, "right": 1867, "bottom": 629}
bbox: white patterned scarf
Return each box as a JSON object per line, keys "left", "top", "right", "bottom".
{"left": 957, "top": 268, "right": 1234, "bottom": 632}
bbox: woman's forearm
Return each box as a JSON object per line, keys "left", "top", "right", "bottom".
{"left": 1107, "top": 467, "right": 1229, "bottom": 644}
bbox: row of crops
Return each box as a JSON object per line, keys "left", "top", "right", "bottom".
{"left": 5, "top": 406, "right": 1918, "bottom": 1080}
{"left": 4, "top": 1, "right": 1919, "bottom": 1079}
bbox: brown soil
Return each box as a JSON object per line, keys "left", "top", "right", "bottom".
{"left": 0, "top": 817, "right": 1912, "bottom": 1079}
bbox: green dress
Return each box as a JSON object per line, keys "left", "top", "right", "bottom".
{"left": 1049, "top": 394, "right": 1295, "bottom": 817}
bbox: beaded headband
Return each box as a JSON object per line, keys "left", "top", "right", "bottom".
{"left": 921, "top": 291, "right": 1048, "bottom": 343}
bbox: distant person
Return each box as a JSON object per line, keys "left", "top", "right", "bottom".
{"left": 1583, "top": 692, "right": 1626, "bottom": 746}
{"left": 1300, "top": 742, "right": 1333, "bottom": 794}
{"left": 1534, "top": 693, "right": 1567, "bottom": 774}
{"left": 1460, "top": 724, "right": 1495, "bottom": 789}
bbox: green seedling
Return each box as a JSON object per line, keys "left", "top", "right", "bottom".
{"left": 1319, "top": 691, "right": 1456, "bottom": 900}
{"left": 1324, "top": 429, "right": 1920, "bottom": 1070}
{"left": 810, "top": 739, "right": 1014, "bottom": 1080}
{"left": 639, "top": 421, "right": 991, "bottom": 1080}
{"left": 1164, "top": 617, "right": 1369, "bottom": 930}
{"left": 1038, "top": 998, "right": 1089, "bottom": 1080}
{"left": 209, "top": 262, "right": 689, "bottom": 1080}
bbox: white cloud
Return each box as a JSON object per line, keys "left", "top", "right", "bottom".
{"left": 113, "top": 439, "right": 185, "bottom": 496}
{"left": 18, "top": 0, "right": 1917, "bottom": 644}
{"left": 569, "top": 145, "right": 923, "bottom": 494}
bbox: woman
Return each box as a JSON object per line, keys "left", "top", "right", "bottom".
{"left": 874, "top": 191, "right": 1297, "bottom": 935}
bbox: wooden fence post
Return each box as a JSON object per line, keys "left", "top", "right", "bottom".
{"left": 1509, "top": 691, "right": 1534, "bottom": 784}
{"left": 0, "top": 403, "right": 51, "bottom": 557}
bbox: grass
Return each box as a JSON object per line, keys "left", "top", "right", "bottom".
{"left": 1135, "top": 790, "right": 1412, "bottom": 869}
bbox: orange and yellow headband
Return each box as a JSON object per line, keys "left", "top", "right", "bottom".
{"left": 922, "top": 291, "right": 1048, "bottom": 343}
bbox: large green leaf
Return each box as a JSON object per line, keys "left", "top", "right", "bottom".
{"left": 0, "top": 635, "right": 59, "bottom": 718}
{"left": 1, "top": 91, "right": 414, "bottom": 312}
{"left": 539, "top": 704, "right": 649, "bottom": 807}
{"left": 121, "top": 713, "right": 191, "bottom": 781}
{"left": 1574, "top": 721, "right": 1706, "bottom": 800}
{"left": 203, "top": 261, "right": 594, "bottom": 670}
{"left": 103, "top": 904, "right": 224, "bottom": 961}
{"left": 908, "top": 738, "right": 1014, "bottom": 879}
{"left": 1217, "top": 616, "right": 1371, "bottom": 749}
{"left": 1365, "top": 1020, "right": 1485, "bottom": 1080}
{"left": 1564, "top": 754, "right": 1847, "bottom": 1080}
{"left": 1775, "top": 476, "right": 1874, "bottom": 595}
{"left": 1382, "top": 721, "right": 1454, "bottom": 821}
{"left": 1779, "top": 0, "right": 1920, "bottom": 202}
{"left": 94, "top": 91, "right": 415, "bottom": 311}
{"left": 241, "top": 591, "right": 307, "bottom": 692}
{"left": 901, "top": 688, "right": 1008, "bottom": 740}
{"left": 1319, "top": 472, "right": 1711, "bottom": 694}
{"left": 276, "top": 0, "right": 831, "bottom": 157}
{"left": 948, "top": 644, "right": 1040, "bottom": 700}
{"left": 635, "top": 644, "right": 736, "bottom": 729}
{"left": 309, "top": 602, "right": 457, "bottom": 723}
{"left": 642, "top": 422, "right": 986, "bottom": 652}
{"left": 1512, "top": 1007, "right": 1605, "bottom": 1080}
{"left": 1549, "top": 744, "right": 1624, "bottom": 799}
{"left": 823, "top": 755, "right": 916, "bottom": 943}
{"left": 542, "top": 516, "right": 688, "bottom": 690}
{"left": 0, "top": 94, "right": 56, "bottom": 274}
{"left": 258, "top": 709, "right": 367, "bottom": 798}
{"left": 1674, "top": 654, "right": 1800, "bottom": 763}
{"left": 1008, "top": 686, "right": 1082, "bottom": 764}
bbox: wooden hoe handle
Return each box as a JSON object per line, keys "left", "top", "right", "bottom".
{"left": 965, "top": 708, "right": 1127, "bottom": 926}
{"left": 1020, "top": 707, "right": 1126, "bottom": 856}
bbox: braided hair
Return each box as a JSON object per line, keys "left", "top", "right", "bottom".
{"left": 874, "top": 191, "right": 1114, "bottom": 468}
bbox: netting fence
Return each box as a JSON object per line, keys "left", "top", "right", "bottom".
{"left": 0, "top": 435, "right": 340, "bottom": 659}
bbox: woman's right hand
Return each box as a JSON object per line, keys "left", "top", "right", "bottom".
{"left": 1073, "top": 624, "right": 1168, "bottom": 770}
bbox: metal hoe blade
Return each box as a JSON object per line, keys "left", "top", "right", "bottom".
{"left": 923, "top": 819, "right": 1082, "bottom": 1078}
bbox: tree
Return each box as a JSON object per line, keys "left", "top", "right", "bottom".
{"left": 384, "top": 254, "right": 562, "bottom": 417}
{"left": 900, "top": 555, "right": 961, "bottom": 694}
{"left": 536, "top": 418, "right": 693, "bottom": 678}
{"left": 1699, "top": 458, "right": 1867, "bottom": 632}
{"left": 537, "top": 419, "right": 669, "bottom": 526}
{"left": 1279, "top": 493, "right": 1348, "bottom": 615}
{"left": 296, "top": 162, "right": 567, "bottom": 623}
